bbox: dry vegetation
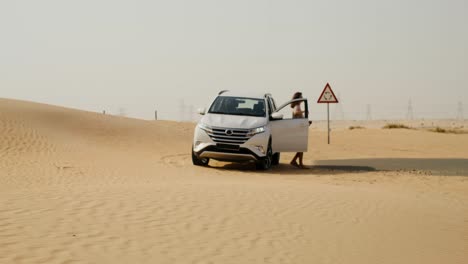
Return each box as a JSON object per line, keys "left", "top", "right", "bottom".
{"left": 382, "top": 123, "right": 468, "bottom": 134}
{"left": 383, "top": 123, "right": 411, "bottom": 129}
{"left": 349, "top": 126, "right": 365, "bottom": 130}
{"left": 429, "top": 127, "right": 468, "bottom": 134}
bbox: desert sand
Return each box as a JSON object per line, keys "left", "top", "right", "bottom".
{"left": 1, "top": 98, "right": 467, "bottom": 264}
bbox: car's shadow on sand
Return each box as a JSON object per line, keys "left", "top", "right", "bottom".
{"left": 212, "top": 158, "right": 468, "bottom": 176}
{"left": 212, "top": 162, "right": 375, "bottom": 175}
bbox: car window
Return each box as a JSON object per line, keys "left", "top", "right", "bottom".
{"left": 208, "top": 96, "right": 266, "bottom": 117}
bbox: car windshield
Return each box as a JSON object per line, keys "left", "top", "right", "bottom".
{"left": 208, "top": 96, "right": 266, "bottom": 117}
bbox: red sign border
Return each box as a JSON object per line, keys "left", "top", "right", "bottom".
{"left": 317, "top": 83, "right": 339, "bottom": 103}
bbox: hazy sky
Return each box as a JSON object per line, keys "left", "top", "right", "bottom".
{"left": 1, "top": 0, "right": 467, "bottom": 120}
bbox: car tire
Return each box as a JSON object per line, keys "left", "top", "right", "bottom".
{"left": 256, "top": 143, "right": 272, "bottom": 170}
{"left": 272, "top": 152, "right": 280, "bottom": 166}
{"left": 192, "top": 148, "right": 209, "bottom": 166}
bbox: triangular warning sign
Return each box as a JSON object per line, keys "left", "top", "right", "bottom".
{"left": 317, "top": 83, "right": 339, "bottom": 103}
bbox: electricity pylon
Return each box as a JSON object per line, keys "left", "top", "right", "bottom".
{"left": 457, "top": 101, "right": 464, "bottom": 120}
{"left": 406, "top": 99, "right": 414, "bottom": 120}
{"left": 366, "top": 104, "right": 372, "bottom": 120}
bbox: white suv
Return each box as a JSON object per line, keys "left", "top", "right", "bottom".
{"left": 192, "top": 91, "right": 310, "bottom": 170}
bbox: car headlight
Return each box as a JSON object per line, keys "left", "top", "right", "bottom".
{"left": 198, "top": 123, "right": 213, "bottom": 133}
{"left": 247, "top": 126, "right": 266, "bottom": 137}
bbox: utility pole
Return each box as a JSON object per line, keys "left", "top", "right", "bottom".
{"left": 179, "top": 100, "right": 186, "bottom": 121}
{"left": 406, "top": 99, "right": 414, "bottom": 120}
{"left": 118, "top": 107, "right": 126, "bottom": 117}
{"left": 333, "top": 93, "right": 344, "bottom": 120}
{"left": 155, "top": 110, "right": 158, "bottom": 120}
{"left": 189, "top": 105, "right": 195, "bottom": 122}
{"left": 366, "top": 104, "right": 372, "bottom": 121}
{"left": 457, "top": 101, "right": 464, "bottom": 120}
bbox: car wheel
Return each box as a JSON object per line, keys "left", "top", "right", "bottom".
{"left": 192, "top": 148, "right": 209, "bottom": 166}
{"left": 256, "top": 144, "right": 272, "bottom": 170}
{"left": 272, "top": 152, "right": 280, "bottom": 166}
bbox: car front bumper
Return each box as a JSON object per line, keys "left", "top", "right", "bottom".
{"left": 193, "top": 127, "right": 269, "bottom": 162}
{"left": 195, "top": 145, "right": 262, "bottom": 162}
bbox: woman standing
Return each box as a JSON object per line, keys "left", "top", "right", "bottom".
{"left": 290, "top": 92, "right": 308, "bottom": 169}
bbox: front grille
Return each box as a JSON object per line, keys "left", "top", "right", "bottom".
{"left": 216, "top": 143, "right": 240, "bottom": 151}
{"left": 207, "top": 127, "right": 251, "bottom": 145}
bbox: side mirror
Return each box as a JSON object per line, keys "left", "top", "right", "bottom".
{"left": 197, "top": 108, "right": 206, "bottom": 115}
{"left": 271, "top": 113, "right": 283, "bottom": 120}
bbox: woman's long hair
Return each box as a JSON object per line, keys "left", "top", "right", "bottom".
{"left": 291, "top": 92, "right": 302, "bottom": 108}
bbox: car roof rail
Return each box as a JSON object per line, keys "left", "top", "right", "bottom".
{"left": 218, "top": 90, "right": 229, "bottom": 95}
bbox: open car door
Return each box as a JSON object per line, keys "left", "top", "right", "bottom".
{"left": 270, "top": 98, "right": 309, "bottom": 152}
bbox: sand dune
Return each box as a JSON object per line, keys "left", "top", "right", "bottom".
{"left": 1, "top": 98, "right": 467, "bottom": 264}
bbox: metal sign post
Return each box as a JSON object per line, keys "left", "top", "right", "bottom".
{"left": 327, "top": 103, "right": 330, "bottom": 144}
{"left": 317, "top": 83, "right": 339, "bottom": 144}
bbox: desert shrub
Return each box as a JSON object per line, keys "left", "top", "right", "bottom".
{"left": 383, "top": 123, "right": 410, "bottom": 129}
{"left": 349, "top": 126, "right": 365, "bottom": 130}
{"left": 432, "top": 127, "right": 446, "bottom": 133}
{"left": 429, "top": 127, "right": 468, "bottom": 134}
